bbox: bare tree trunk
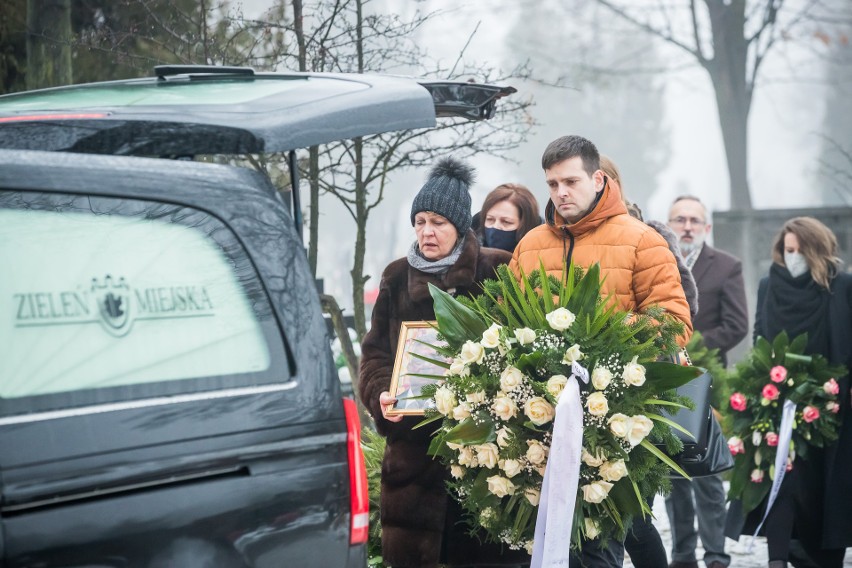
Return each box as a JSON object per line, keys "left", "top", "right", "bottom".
{"left": 706, "top": 0, "right": 753, "bottom": 210}
{"left": 351, "top": 0, "right": 368, "bottom": 339}
{"left": 26, "top": 0, "right": 72, "bottom": 89}
{"left": 320, "top": 294, "right": 360, "bottom": 392}
{"left": 352, "top": 137, "right": 368, "bottom": 339}
{"left": 292, "top": 0, "right": 321, "bottom": 276}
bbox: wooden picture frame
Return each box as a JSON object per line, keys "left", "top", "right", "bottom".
{"left": 387, "top": 320, "right": 449, "bottom": 415}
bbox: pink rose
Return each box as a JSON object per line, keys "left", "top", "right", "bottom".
{"left": 765, "top": 432, "right": 779, "bottom": 447}
{"left": 823, "top": 378, "right": 840, "bottom": 395}
{"left": 728, "top": 436, "right": 745, "bottom": 455}
{"left": 762, "top": 384, "right": 780, "bottom": 402}
{"left": 730, "top": 392, "right": 747, "bottom": 412}
{"left": 827, "top": 401, "right": 840, "bottom": 414}
{"left": 770, "top": 365, "right": 787, "bottom": 383}
{"left": 750, "top": 469, "right": 765, "bottom": 483}
{"left": 802, "top": 405, "right": 820, "bottom": 423}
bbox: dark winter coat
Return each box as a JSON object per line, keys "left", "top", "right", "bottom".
{"left": 757, "top": 270, "right": 852, "bottom": 549}
{"left": 691, "top": 244, "right": 749, "bottom": 366}
{"left": 645, "top": 220, "right": 699, "bottom": 322}
{"left": 358, "top": 232, "right": 526, "bottom": 568}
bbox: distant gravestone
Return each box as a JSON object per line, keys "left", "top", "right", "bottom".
{"left": 712, "top": 207, "right": 852, "bottom": 366}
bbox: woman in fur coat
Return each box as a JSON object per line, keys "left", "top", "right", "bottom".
{"left": 358, "top": 157, "right": 528, "bottom": 568}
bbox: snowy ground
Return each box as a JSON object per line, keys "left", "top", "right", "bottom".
{"left": 625, "top": 493, "right": 852, "bottom": 567}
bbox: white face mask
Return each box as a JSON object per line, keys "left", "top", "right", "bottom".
{"left": 784, "top": 252, "right": 809, "bottom": 278}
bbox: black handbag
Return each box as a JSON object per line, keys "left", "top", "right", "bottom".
{"left": 658, "top": 369, "right": 734, "bottom": 478}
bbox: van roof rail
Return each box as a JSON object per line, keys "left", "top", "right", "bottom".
{"left": 154, "top": 65, "right": 256, "bottom": 80}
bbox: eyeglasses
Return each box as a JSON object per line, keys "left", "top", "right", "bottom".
{"left": 668, "top": 216, "right": 705, "bottom": 227}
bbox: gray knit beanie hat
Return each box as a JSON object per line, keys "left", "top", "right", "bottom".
{"left": 410, "top": 157, "right": 475, "bottom": 234}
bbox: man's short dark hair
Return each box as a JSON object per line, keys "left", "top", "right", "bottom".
{"left": 541, "top": 135, "right": 600, "bottom": 175}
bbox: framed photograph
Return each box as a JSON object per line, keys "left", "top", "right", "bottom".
{"left": 387, "top": 320, "right": 449, "bottom": 415}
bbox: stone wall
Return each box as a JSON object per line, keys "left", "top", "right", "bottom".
{"left": 711, "top": 206, "right": 852, "bottom": 366}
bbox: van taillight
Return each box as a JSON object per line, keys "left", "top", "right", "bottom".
{"left": 343, "top": 398, "right": 369, "bottom": 545}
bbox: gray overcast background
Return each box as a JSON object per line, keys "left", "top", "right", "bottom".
{"left": 243, "top": 0, "right": 848, "bottom": 312}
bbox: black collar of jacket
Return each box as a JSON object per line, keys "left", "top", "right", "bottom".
{"left": 407, "top": 229, "right": 479, "bottom": 303}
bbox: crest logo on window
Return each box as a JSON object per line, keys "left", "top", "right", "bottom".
{"left": 94, "top": 276, "right": 133, "bottom": 336}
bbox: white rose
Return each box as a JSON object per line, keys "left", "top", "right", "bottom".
{"left": 599, "top": 459, "right": 628, "bottom": 482}
{"left": 526, "top": 440, "right": 548, "bottom": 465}
{"left": 496, "top": 427, "right": 512, "bottom": 448}
{"left": 481, "top": 323, "right": 502, "bottom": 349}
{"left": 486, "top": 475, "right": 516, "bottom": 498}
{"left": 476, "top": 443, "right": 500, "bottom": 469}
{"left": 582, "top": 448, "right": 606, "bottom": 467}
{"left": 586, "top": 391, "right": 609, "bottom": 417}
{"left": 754, "top": 449, "right": 762, "bottom": 466}
{"left": 458, "top": 446, "right": 478, "bottom": 467}
{"left": 466, "top": 390, "right": 486, "bottom": 404}
{"left": 524, "top": 488, "right": 541, "bottom": 506}
{"left": 514, "top": 327, "right": 536, "bottom": 345}
{"left": 608, "top": 413, "right": 632, "bottom": 438}
{"left": 752, "top": 430, "right": 763, "bottom": 447}
{"left": 592, "top": 366, "right": 613, "bottom": 390}
{"left": 452, "top": 403, "right": 471, "bottom": 421}
{"left": 449, "top": 358, "right": 467, "bottom": 376}
{"left": 446, "top": 442, "right": 464, "bottom": 451}
{"left": 535, "top": 464, "right": 547, "bottom": 477}
{"left": 450, "top": 464, "right": 466, "bottom": 479}
{"left": 460, "top": 340, "right": 486, "bottom": 365}
{"left": 584, "top": 519, "right": 601, "bottom": 540}
{"left": 627, "top": 414, "right": 654, "bottom": 447}
{"left": 434, "top": 386, "right": 457, "bottom": 416}
{"left": 622, "top": 356, "right": 647, "bottom": 386}
{"left": 500, "top": 366, "right": 525, "bottom": 392}
{"left": 545, "top": 307, "right": 576, "bottom": 331}
{"left": 492, "top": 395, "right": 519, "bottom": 421}
{"left": 524, "top": 397, "right": 555, "bottom": 426}
{"left": 562, "top": 344, "right": 584, "bottom": 365}
{"left": 500, "top": 458, "right": 523, "bottom": 478}
{"left": 547, "top": 375, "right": 568, "bottom": 399}
{"left": 524, "top": 541, "right": 534, "bottom": 555}
{"left": 581, "top": 480, "right": 613, "bottom": 504}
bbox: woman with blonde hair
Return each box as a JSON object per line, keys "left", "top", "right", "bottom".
{"left": 741, "top": 216, "right": 852, "bottom": 567}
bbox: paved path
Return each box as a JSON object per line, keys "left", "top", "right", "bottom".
{"left": 626, "top": 493, "right": 852, "bottom": 567}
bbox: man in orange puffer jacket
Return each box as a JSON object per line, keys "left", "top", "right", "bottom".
{"left": 510, "top": 134, "right": 693, "bottom": 350}
{"left": 509, "top": 135, "right": 694, "bottom": 567}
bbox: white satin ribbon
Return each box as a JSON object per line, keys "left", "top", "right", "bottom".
{"left": 531, "top": 361, "right": 589, "bottom": 568}
{"left": 748, "top": 398, "right": 796, "bottom": 552}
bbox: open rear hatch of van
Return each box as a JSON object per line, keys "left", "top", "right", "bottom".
{"left": 0, "top": 65, "right": 516, "bottom": 156}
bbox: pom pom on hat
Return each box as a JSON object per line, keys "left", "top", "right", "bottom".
{"left": 410, "top": 157, "right": 475, "bottom": 234}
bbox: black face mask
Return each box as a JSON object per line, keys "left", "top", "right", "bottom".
{"left": 484, "top": 227, "right": 518, "bottom": 252}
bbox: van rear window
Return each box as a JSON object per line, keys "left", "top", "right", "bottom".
{"left": 0, "top": 191, "right": 285, "bottom": 412}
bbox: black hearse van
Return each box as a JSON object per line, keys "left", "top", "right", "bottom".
{"left": 0, "top": 66, "right": 513, "bottom": 567}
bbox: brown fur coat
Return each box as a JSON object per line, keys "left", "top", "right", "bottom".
{"left": 358, "top": 232, "right": 526, "bottom": 568}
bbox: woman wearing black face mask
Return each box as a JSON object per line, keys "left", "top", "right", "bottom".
{"left": 474, "top": 183, "right": 541, "bottom": 253}
{"left": 728, "top": 216, "right": 852, "bottom": 568}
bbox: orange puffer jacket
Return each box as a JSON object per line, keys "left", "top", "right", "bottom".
{"left": 509, "top": 180, "right": 693, "bottom": 346}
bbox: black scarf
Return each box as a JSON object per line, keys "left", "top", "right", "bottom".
{"left": 762, "top": 263, "right": 831, "bottom": 358}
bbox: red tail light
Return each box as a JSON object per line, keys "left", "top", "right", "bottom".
{"left": 343, "top": 398, "right": 369, "bottom": 545}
